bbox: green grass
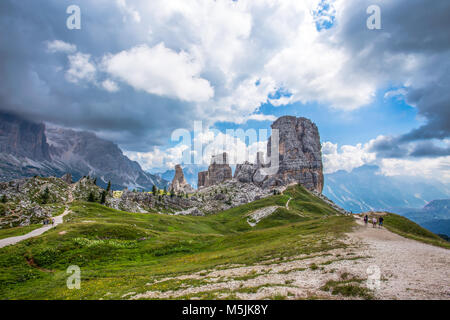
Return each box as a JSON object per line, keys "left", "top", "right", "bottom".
{"left": 0, "top": 185, "right": 354, "bottom": 300}
{"left": 383, "top": 213, "right": 450, "bottom": 249}
{"left": 0, "top": 224, "right": 42, "bottom": 240}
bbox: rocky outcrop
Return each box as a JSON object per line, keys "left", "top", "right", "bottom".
{"left": 0, "top": 175, "right": 107, "bottom": 228}
{"left": 264, "top": 116, "right": 323, "bottom": 192}
{"left": 198, "top": 153, "right": 232, "bottom": 188}
{"left": 170, "top": 165, "right": 194, "bottom": 194}
{"left": 61, "top": 173, "right": 72, "bottom": 184}
{"left": 234, "top": 116, "right": 323, "bottom": 193}
{"left": 0, "top": 112, "right": 51, "bottom": 162}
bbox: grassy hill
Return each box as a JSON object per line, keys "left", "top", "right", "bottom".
{"left": 0, "top": 185, "right": 358, "bottom": 299}
{"left": 383, "top": 213, "right": 450, "bottom": 248}
{"left": 1, "top": 185, "right": 446, "bottom": 300}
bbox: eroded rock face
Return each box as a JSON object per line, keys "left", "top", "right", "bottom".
{"left": 198, "top": 153, "right": 232, "bottom": 188}
{"left": 170, "top": 165, "right": 194, "bottom": 194}
{"left": 233, "top": 116, "right": 323, "bottom": 193}
{"left": 265, "top": 116, "right": 323, "bottom": 192}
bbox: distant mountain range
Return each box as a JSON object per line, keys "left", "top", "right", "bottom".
{"left": 0, "top": 112, "right": 168, "bottom": 190}
{"left": 322, "top": 165, "right": 450, "bottom": 237}
{"left": 323, "top": 165, "right": 450, "bottom": 212}
{"left": 389, "top": 199, "right": 450, "bottom": 237}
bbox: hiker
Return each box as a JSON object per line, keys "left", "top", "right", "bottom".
{"left": 364, "top": 215, "right": 368, "bottom": 226}
{"left": 378, "top": 216, "right": 384, "bottom": 228}
{"left": 52, "top": 218, "right": 55, "bottom": 226}
{"left": 372, "top": 217, "right": 377, "bottom": 228}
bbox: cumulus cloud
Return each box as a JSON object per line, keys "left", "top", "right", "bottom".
{"left": 65, "top": 53, "right": 96, "bottom": 84}
{"left": 323, "top": 138, "right": 450, "bottom": 183}
{"left": 379, "top": 157, "right": 450, "bottom": 183}
{"left": 128, "top": 128, "right": 268, "bottom": 170}
{"left": 46, "top": 40, "right": 76, "bottom": 53}
{"left": 102, "top": 43, "right": 214, "bottom": 102}
{"left": 322, "top": 141, "right": 376, "bottom": 174}
{"left": 116, "top": 0, "right": 141, "bottom": 23}
{"left": 101, "top": 79, "right": 119, "bottom": 92}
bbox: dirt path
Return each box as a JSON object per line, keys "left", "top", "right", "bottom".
{"left": 0, "top": 207, "right": 70, "bottom": 248}
{"left": 129, "top": 216, "right": 450, "bottom": 300}
{"left": 345, "top": 217, "right": 450, "bottom": 299}
{"left": 285, "top": 197, "right": 292, "bottom": 210}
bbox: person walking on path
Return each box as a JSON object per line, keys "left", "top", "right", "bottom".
{"left": 378, "top": 216, "right": 384, "bottom": 228}
{"left": 372, "top": 217, "right": 377, "bottom": 228}
{"left": 364, "top": 215, "right": 369, "bottom": 226}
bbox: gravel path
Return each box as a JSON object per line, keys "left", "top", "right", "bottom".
{"left": 346, "top": 217, "right": 450, "bottom": 299}
{"left": 0, "top": 207, "right": 70, "bottom": 248}
{"left": 129, "top": 216, "right": 450, "bottom": 300}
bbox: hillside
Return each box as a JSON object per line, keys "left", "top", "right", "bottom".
{"left": 0, "top": 184, "right": 448, "bottom": 300}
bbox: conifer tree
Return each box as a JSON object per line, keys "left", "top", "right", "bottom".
{"left": 88, "top": 191, "right": 96, "bottom": 202}
{"left": 100, "top": 190, "right": 106, "bottom": 204}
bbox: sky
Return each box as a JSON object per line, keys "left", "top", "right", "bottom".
{"left": 0, "top": 0, "right": 449, "bottom": 182}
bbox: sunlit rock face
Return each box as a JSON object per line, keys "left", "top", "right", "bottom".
{"left": 265, "top": 116, "right": 323, "bottom": 193}
{"left": 198, "top": 153, "right": 232, "bottom": 188}
{"left": 170, "top": 164, "right": 194, "bottom": 194}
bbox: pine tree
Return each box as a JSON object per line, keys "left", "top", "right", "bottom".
{"left": 106, "top": 181, "right": 111, "bottom": 192}
{"left": 100, "top": 191, "right": 106, "bottom": 204}
{"left": 1, "top": 195, "right": 7, "bottom": 203}
{"left": 40, "top": 187, "right": 50, "bottom": 204}
{"left": 152, "top": 185, "right": 157, "bottom": 195}
{"left": 93, "top": 178, "right": 97, "bottom": 185}
{"left": 88, "top": 191, "right": 96, "bottom": 202}
{"left": 163, "top": 187, "right": 167, "bottom": 195}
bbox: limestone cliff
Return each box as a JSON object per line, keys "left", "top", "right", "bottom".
{"left": 266, "top": 116, "right": 323, "bottom": 192}
{"left": 198, "top": 153, "right": 232, "bottom": 188}
{"left": 170, "top": 165, "right": 194, "bottom": 194}
{"left": 234, "top": 116, "right": 323, "bottom": 193}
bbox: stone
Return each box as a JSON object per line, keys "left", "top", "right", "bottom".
{"left": 232, "top": 116, "right": 324, "bottom": 193}
{"left": 61, "top": 173, "right": 72, "bottom": 184}
{"left": 170, "top": 165, "right": 194, "bottom": 194}
{"left": 198, "top": 153, "right": 232, "bottom": 188}
{"left": 264, "top": 116, "right": 323, "bottom": 192}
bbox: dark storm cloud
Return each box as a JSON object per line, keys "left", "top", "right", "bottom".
{"left": 334, "top": 0, "right": 450, "bottom": 157}
{"left": 0, "top": 0, "right": 194, "bottom": 151}
{"left": 409, "top": 143, "right": 450, "bottom": 158}
{"left": 370, "top": 137, "right": 450, "bottom": 159}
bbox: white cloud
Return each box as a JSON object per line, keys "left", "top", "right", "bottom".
{"left": 102, "top": 43, "right": 214, "bottom": 102}
{"left": 65, "top": 53, "right": 96, "bottom": 84}
{"left": 384, "top": 88, "right": 408, "bottom": 100}
{"left": 126, "top": 144, "right": 189, "bottom": 171}
{"left": 116, "top": 0, "right": 141, "bottom": 23}
{"left": 101, "top": 79, "right": 119, "bottom": 92}
{"left": 127, "top": 127, "right": 268, "bottom": 170}
{"left": 323, "top": 139, "right": 450, "bottom": 183}
{"left": 322, "top": 141, "right": 376, "bottom": 174}
{"left": 379, "top": 157, "right": 450, "bottom": 183}
{"left": 246, "top": 114, "right": 277, "bottom": 122}
{"left": 46, "top": 40, "right": 76, "bottom": 53}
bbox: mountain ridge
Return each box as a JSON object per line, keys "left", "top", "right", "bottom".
{"left": 0, "top": 112, "right": 168, "bottom": 190}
